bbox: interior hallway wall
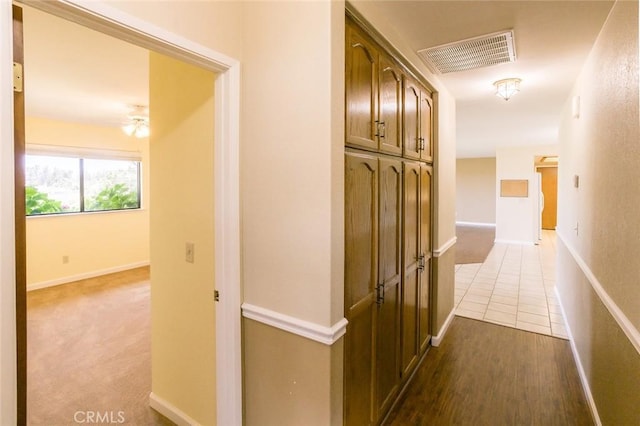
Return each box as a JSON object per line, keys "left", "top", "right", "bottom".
{"left": 456, "top": 157, "right": 496, "bottom": 226}
{"left": 556, "top": 1, "right": 640, "bottom": 424}
{"left": 149, "top": 52, "right": 217, "bottom": 425}
{"left": 495, "top": 144, "right": 558, "bottom": 244}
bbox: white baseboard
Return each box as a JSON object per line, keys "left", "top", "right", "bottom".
{"left": 456, "top": 221, "right": 496, "bottom": 228}
{"left": 493, "top": 239, "right": 535, "bottom": 246}
{"left": 431, "top": 307, "right": 456, "bottom": 347}
{"left": 554, "top": 287, "right": 602, "bottom": 425}
{"left": 27, "top": 261, "right": 150, "bottom": 291}
{"left": 149, "top": 392, "right": 201, "bottom": 426}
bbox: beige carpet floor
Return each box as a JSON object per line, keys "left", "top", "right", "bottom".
{"left": 455, "top": 225, "right": 496, "bottom": 264}
{"left": 27, "top": 267, "right": 174, "bottom": 425}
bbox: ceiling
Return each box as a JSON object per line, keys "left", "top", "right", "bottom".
{"left": 359, "top": 0, "right": 615, "bottom": 157}
{"left": 22, "top": 5, "right": 148, "bottom": 129}
{"left": 23, "top": 1, "right": 614, "bottom": 157}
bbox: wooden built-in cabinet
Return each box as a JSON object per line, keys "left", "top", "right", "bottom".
{"left": 346, "top": 21, "right": 404, "bottom": 156}
{"left": 344, "top": 151, "right": 378, "bottom": 425}
{"left": 403, "top": 77, "right": 433, "bottom": 162}
{"left": 344, "top": 15, "right": 435, "bottom": 426}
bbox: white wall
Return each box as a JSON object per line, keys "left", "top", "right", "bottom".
{"left": 456, "top": 157, "right": 496, "bottom": 225}
{"left": 495, "top": 144, "right": 558, "bottom": 244}
{"left": 25, "top": 117, "right": 150, "bottom": 288}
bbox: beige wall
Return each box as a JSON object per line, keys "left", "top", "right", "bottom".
{"left": 240, "top": 3, "right": 345, "bottom": 424}
{"left": 25, "top": 117, "right": 149, "bottom": 287}
{"left": 241, "top": 0, "right": 344, "bottom": 327}
{"left": 149, "top": 52, "right": 217, "bottom": 425}
{"left": 456, "top": 157, "right": 496, "bottom": 225}
{"left": 110, "top": 0, "right": 243, "bottom": 61}
{"left": 243, "top": 319, "right": 343, "bottom": 426}
{"left": 556, "top": 1, "right": 640, "bottom": 423}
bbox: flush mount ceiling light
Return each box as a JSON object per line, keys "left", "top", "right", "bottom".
{"left": 122, "top": 105, "right": 150, "bottom": 138}
{"left": 493, "top": 78, "right": 521, "bottom": 101}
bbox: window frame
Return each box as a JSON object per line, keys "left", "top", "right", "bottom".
{"left": 25, "top": 145, "right": 143, "bottom": 217}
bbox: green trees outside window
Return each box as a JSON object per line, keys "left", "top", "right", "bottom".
{"left": 25, "top": 186, "right": 62, "bottom": 215}
{"left": 25, "top": 154, "right": 141, "bottom": 216}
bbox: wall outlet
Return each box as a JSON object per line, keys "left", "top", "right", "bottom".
{"left": 62, "top": 255, "right": 69, "bottom": 264}
{"left": 186, "top": 242, "right": 195, "bottom": 263}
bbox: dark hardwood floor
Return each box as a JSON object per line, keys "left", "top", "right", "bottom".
{"left": 385, "top": 317, "right": 593, "bottom": 426}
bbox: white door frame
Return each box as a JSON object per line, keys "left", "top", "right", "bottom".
{"left": 0, "top": 1, "right": 242, "bottom": 424}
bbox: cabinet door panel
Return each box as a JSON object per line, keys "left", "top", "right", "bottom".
{"left": 403, "top": 79, "right": 421, "bottom": 160}
{"left": 402, "top": 162, "right": 420, "bottom": 376}
{"left": 419, "top": 165, "right": 433, "bottom": 351}
{"left": 345, "top": 308, "right": 375, "bottom": 425}
{"left": 379, "top": 57, "right": 402, "bottom": 155}
{"left": 345, "top": 152, "right": 378, "bottom": 426}
{"left": 418, "top": 165, "right": 433, "bottom": 352}
{"left": 420, "top": 91, "right": 433, "bottom": 162}
{"left": 376, "top": 158, "right": 402, "bottom": 415}
{"left": 346, "top": 25, "right": 378, "bottom": 151}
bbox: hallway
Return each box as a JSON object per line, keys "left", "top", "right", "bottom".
{"left": 383, "top": 231, "right": 592, "bottom": 424}
{"left": 384, "top": 316, "right": 592, "bottom": 425}
{"left": 454, "top": 231, "right": 569, "bottom": 339}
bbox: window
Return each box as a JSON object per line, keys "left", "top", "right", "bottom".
{"left": 25, "top": 154, "right": 141, "bottom": 216}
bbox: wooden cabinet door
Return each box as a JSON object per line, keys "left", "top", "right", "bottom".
{"left": 346, "top": 24, "right": 378, "bottom": 151}
{"left": 403, "top": 78, "right": 421, "bottom": 160}
{"left": 344, "top": 152, "right": 378, "bottom": 426}
{"left": 378, "top": 57, "right": 402, "bottom": 156}
{"left": 418, "top": 165, "right": 432, "bottom": 352}
{"left": 376, "top": 158, "right": 402, "bottom": 416}
{"left": 420, "top": 91, "right": 433, "bottom": 163}
{"left": 401, "top": 161, "right": 420, "bottom": 377}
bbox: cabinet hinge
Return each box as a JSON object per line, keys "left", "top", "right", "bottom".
{"left": 13, "top": 62, "right": 23, "bottom": 93}
{"left": 214, "top": 290, "right": 220, "bottom": 302}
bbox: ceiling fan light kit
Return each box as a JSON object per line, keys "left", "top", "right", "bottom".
{"left": 122, "top": 105, "right": 149, "bottom": 138}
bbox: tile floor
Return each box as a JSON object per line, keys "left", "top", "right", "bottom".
{"left": 455, "top": 230, "right": 569, "bottom": 339}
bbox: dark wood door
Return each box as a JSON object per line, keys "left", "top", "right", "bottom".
{"left": 419, "top": 91, "right": 433, "bottom": 163}
{"left": 344, "top": 152, "right": 378, "bottom": 425}
{"left": 375, "top": 158, "right": 402, "bottom": 416}
{"left": 403, "top": 78, "right": 421, "bottom": 160}
{"left": 378, "top": 57, "right": 402, "bottom": 156}
{"left": 540, "top": 167, "right": 558, "bottom": 230}
{"left": 418, "top": 165, "right": 432, "bottom": 352}
{"left": 13, "top": 5, "right": 27, "bottom": 424}
{"left": 346, "top": 22, "right": 378, "bottom": 151}
{"left": 401, "top": 161, "right": 420, "bottom": 377}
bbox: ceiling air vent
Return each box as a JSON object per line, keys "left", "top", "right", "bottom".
{"left": 418, "top": 30, "right": 516, "bottom": 74}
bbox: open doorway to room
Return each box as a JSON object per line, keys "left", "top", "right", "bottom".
{"left": 14, "top": 3, "right": 237, "bottom": 424}
{"left": 20, "top": 5, "right": 159, "bottom": 424}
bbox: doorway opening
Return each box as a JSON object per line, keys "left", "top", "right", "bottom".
{"left": 5, "top": 1, "right": 241, "bottom": 424}
{"left": 535, "top": 155, "right": 559, "bottom": 238}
